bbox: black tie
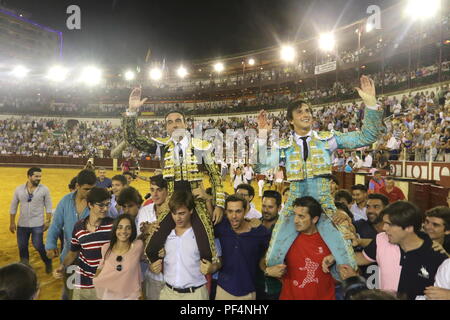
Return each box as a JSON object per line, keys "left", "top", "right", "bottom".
{"left": 177, "top": 143, "right": 184, "bottom": 181}
{"left": 177, "top": 143, "right": 184, "bottom": 164}
{"left": 300, "top": 137, "right": 309, "bottom": 162}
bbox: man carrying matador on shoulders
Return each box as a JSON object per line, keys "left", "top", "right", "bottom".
{"left": 256, "top": 75, "right": 384, "bottom": 279}
{"left": 122, "top": 87, "right": 224, "bottom": 265}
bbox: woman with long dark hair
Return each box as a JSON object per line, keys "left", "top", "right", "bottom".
{"left": 94, "top": 214, "right": 144, "bottom": 300}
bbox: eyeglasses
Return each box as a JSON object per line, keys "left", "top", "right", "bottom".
{"left": 116, "top": 255, "right": 123, "bottom": 271}
{"left": 95, "top": 202, "right": 111, "bottom": 209}
{"left": 27, "top": 193, "right": 33, "bottom": 203}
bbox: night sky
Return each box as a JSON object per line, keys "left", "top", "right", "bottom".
{"left": 3, "top": 0, "right": 400, "bottom": 66}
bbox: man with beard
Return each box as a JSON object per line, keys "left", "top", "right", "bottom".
{"left": 351, "top": 184, "right": 369, "bottom": 221}
{"left": 256, "top": 190, "right": 283, "bottom": 300}
{"left": 266, "top": 197, "right": 337, "bottom": 300}
{"left": 45, "top": 169, "right": 97, "bottom": 300}
{"left": 214, "top": 195, "right": 271, "bottom": 300}
{"left": 95, "top": 167, "right": 112, "bottom": 190}
{"left": 352, "top": 193, "right": 389, "bottom": 282}
{"left": 354, "top": 193, "right": 389, "bottom": 244}
{"left": 9, "top": 167, "right": 53, "bottom": 273}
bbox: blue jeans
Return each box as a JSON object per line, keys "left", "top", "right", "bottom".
{"left": 17, "top": 225, "right": 51, "bottom": 266}
{"left": 335, "top": 284, "right": 345, "bottom": 300}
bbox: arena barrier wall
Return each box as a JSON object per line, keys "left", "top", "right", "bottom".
{"left": 0, "top": 155, "right": 161, "bottom": 171}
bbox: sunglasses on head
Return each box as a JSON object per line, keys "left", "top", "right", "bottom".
{"left": 116, "top": 255, "right": 123, "bottom": 271}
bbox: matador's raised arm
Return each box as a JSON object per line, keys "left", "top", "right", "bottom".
{"left": 122, "top": 87, "right": 157, "bottom": 154}
{"left": 122, "top": 116, "right": 156, "bottom": 154}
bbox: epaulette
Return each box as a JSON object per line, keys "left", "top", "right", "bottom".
{"left": 192, "top": 138, "right": 211, "bottom": 151}
{"left": 151, "top": 137, "right": 171, "bottom": 145}
{"left": 278, "top": 137, "right": 292, "bottom": 149}
{"left": 314, "top": 130, "right": 335, "bottom": 141}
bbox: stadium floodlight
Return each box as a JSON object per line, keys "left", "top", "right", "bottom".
{"left": 47, "top": 66, "right": 68, "bottom": 82}
{"left": 177, "top": 66, "right": 188, "bottom": 78}
{"left": 405, "top": 0, "right": 440, "bottom": 20}
{"left": 11, "top": 65, "right": 29, "bottom": 78}
{"left": 319, "top": 32, "right": 335, "bottom": 52}
{"left": 150, "top": 68, "right": 162, "bottom": 81}
{"left": 124, "top": 70, "right": 135, "bottom": 81}
{"left": 280, "top": 45, "right": 296, "bottom": 62}
{"left": 80, "top": 66, "right": 102, "bottom": 86}
{"left": 248, "top": 58, "right": 255, "bottom": 66}
{"left": 214, "top": 62, "right": 224, "bottom": 73}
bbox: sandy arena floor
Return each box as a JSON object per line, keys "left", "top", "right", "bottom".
{"left": 0, "top": 167, "right": 264, "bottom": 300}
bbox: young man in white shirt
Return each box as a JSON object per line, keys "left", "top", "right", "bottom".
{"left": 150, "top": 191, "right": 221, "bottom": 300}
{"left": 232, "top": 167, "right": 245, "bottom": 190}
{"left": 386, "top": 133, "right": 400, "bottom": 160}
{"left": 362, "top": 151, "right": 373, "bottom": 168}
{"left": 243, "top": 165, "right": 255, "bottom": 185}
{"left": 236, "top": 183, "right": 262, "bottom": 219}
{"left": 136, "top": 175, "right": 168, "bottom": 300}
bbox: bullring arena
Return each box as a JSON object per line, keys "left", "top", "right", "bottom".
{"left": 0, "top": 0, "right": 449, "bottom": 302}
{"left": 0, "top": 167, "right": 229, "bottom": 299}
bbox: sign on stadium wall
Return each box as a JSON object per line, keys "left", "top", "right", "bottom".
{"left": 314, "top": 61, "right": 337, "bottom": 75}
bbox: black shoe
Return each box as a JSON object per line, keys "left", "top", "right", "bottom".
{"left": 45, "top": 263, "right": 53, "bottom": 274}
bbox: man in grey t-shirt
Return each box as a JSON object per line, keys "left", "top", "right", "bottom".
{"left": 9, "top": 167, "right": 53, "bottom": 273}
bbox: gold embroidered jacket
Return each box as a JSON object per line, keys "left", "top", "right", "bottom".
{"left": 123, "top": 116, "right": 225, "bottom": 208}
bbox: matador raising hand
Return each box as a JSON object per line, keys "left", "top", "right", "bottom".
{"left": 122, "top": 87, "right": 224, "bottom": 264}
{"left": 257, "top": 76, "right": 384, "bottom": 279}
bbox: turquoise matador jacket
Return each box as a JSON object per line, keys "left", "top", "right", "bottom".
{"left": 257, "top": 106, "right": 384, "bottom": 280}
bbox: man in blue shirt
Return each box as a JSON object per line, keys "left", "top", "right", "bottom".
{"left": 214, "top": 195, "right": 271, "bottom": 300}
{"left": 108, "top": 174, "right": 128, "bottom": 219}
{"left": 345, "top": 161, "right": 353, "bottom": 173}
{"left": 95, "top": 167, "right": 112, "bottom": 190}
{"left": 45, "top": 169, "right": 97, "bottom": 300}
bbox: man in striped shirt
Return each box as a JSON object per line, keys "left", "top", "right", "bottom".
{"left": 54, "top": 187, "right": 113, "bottom": 300}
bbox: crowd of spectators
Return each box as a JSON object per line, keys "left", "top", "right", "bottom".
{"left": 0, "top": 118, "right": 122, "bottom": 158}
{"left": 0, "top": 55, "right": 448, "bottom": 117}
{"left": 0, "top": 81, "right": 448, "bottom": 163}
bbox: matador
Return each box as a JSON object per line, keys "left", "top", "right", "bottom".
{"left": 257, "top": 76, "right": 384, "bottom": 279}
{"left": 122, "top": 88, "right": 224, "bottom": 264}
